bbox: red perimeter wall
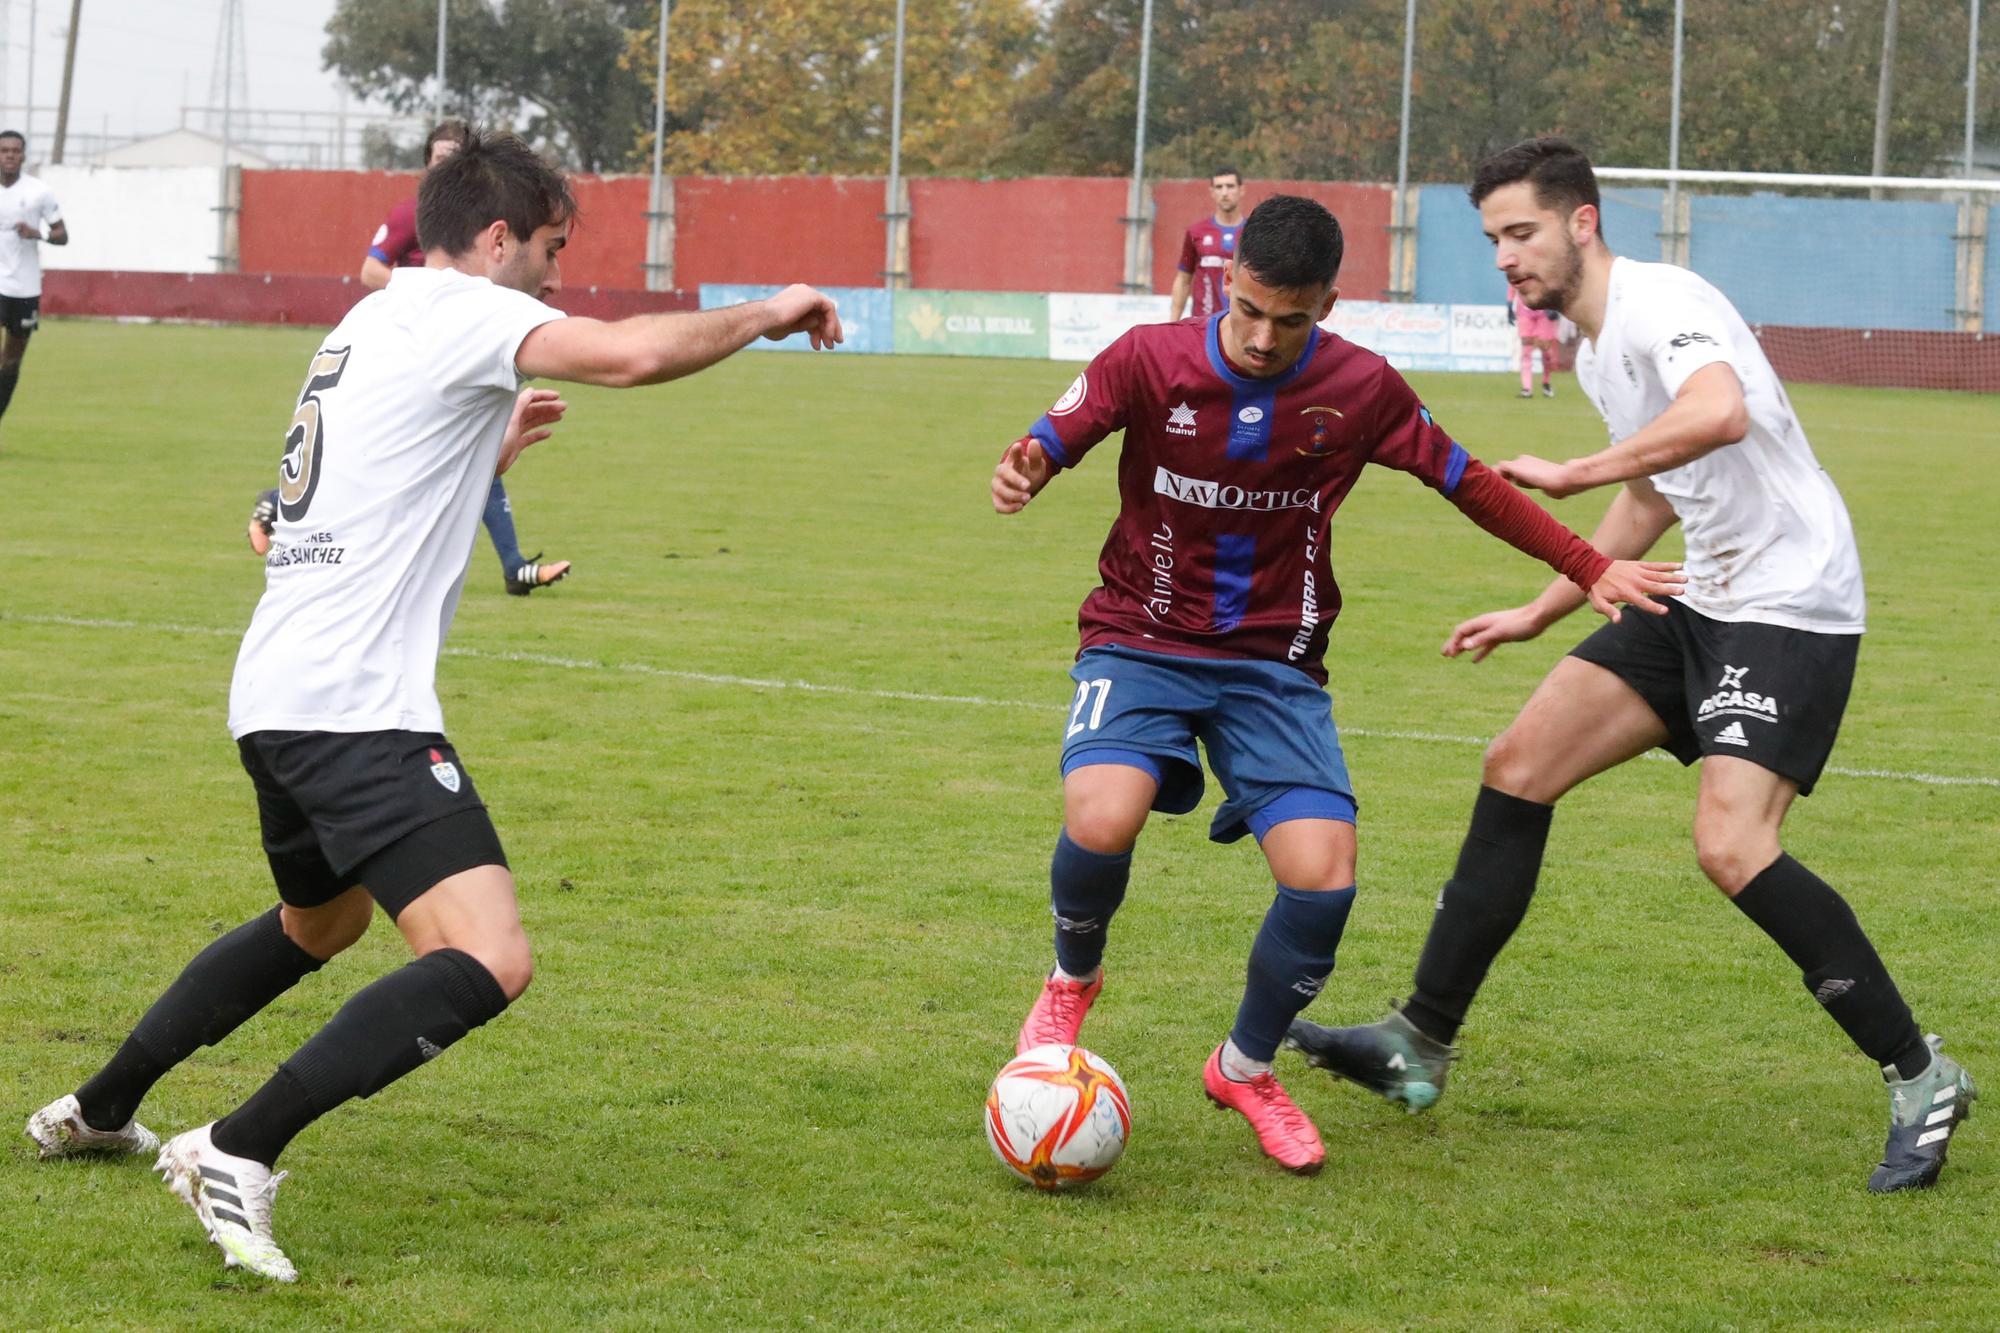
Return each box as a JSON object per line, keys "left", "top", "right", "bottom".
{"left": 234, "top": 171, "right": 1398, "bottom": 298}
{"left": 909, "top": 177, "right": 1129, "bottom": 291}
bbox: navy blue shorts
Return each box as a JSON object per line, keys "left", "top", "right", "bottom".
{"left": 1058, "top": 644, "right": 1357, "bottom": 844}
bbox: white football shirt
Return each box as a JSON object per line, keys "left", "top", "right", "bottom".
{"left": 1574, "top": 256, "right": 1864, "bottom": 633}
{"left": 0, "top": 173, "right": 63, "bottom": 298}
{"left": 229, "top": 266, "right": 566, "bottom": 737}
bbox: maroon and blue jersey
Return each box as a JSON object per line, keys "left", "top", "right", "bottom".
{"left": 1177, "top": 218, "right": 1241, "bottom": 319}
{"left": 1025, "top": 314, "right": 1611, "bottom": 685}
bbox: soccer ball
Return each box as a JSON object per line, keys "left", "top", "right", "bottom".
{"left": 983, "top": 1044, "right": 1131, "bottom": 1190}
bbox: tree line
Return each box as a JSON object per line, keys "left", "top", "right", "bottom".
{"left": 327, "top": 0, "right": 1997, "bottom": 181}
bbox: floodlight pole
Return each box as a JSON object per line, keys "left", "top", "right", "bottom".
{"left": 25, "top": 0, "right": 36, "bottom": 142}
{"left": 646, "top": 1, "right": 673, "bottom": 292}
{"left": 1664, "top": 0, "right": 1685, "bottom": 265}
{"left": 215, "top": 0, "right": 236, "bottom": 271}
{"left": 1870, "top": 0, "right": 1898, "bottom": 198}
{"left": 1390, "top": 0, "right": 1415, "bottom": 300}
{"left": 435, "top": 0, "right": 448, "bottom": 121}
{"left": 49, "top": 0, "right": 79, "bottom": 163}
{"left": 882, "top": 0, "right": 907, "bottom": 290}
{"left": 1966, "top": 0, "right": 1982, "bottom": 179}
{"left": 1122, "top": 0, "right": 1154, "bottom": 294}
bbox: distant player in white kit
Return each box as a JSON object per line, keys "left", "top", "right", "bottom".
{"left": 1287, "top": 137, "right": 1976, "bottom": 1194}
{"left": 0, "top": 129, "right": 67, "bottom": 443}
{"left": 25, "top": 130, "right": 842, "bottom": 1280}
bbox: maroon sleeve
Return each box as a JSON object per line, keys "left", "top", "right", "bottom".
{"left": 369, "top": 199, "right": 418, "bottom": 264}
{"left": 1447, "top": 461, "right": 1613, "bottom": 593}
{"left": 1026, "top": 330, "right": 1139, "bottom": 471}
{"left": 1177, "top": 228, "right": 1198, "bottom": 275}
{"left": 1364, "top": 362, "right": 1465, "bottom": 491}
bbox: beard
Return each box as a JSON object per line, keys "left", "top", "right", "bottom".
{"left": 1523, "top": 237, "right": 1584, "bottom": 313}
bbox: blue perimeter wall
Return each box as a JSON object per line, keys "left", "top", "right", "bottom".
{"left": 1416, "top": 184, "right": 1992, "bottom": 333}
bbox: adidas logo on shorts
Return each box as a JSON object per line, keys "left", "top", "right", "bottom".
{"left": 1714, "top": 721, "right": 1750, "bottom": 747}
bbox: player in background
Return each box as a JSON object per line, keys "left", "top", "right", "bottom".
{"left": 1508, "top": 279, "right": 1559, "bottom": 398}
{"left": 360, "top": 118, "right": 568, "bottom": 596}
{"left": 1168, "top": 168, "right": 1244, "bottom": 321}
{"left": 26, "top": 129, "right": 842, "bottom": 1280}
{"left": 992, "top": 194, "right": 1682, "bottom": 1175}
{"left": 0, "top": 129, "right": 67, "bottom": 444}
{"left": 1287, "top": 138, "right": 1975, "bottom": 1194}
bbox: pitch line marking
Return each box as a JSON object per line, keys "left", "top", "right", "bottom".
{"left": 9, "top": 611, "right": 1998, "bottom": 790}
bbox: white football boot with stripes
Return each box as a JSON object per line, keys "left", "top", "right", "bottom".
{"left": 155, "top": 1123, "right": 299, "bottom": 1282}
{"left": 24, "top": 1093, "right": 161, "bottom": 1160}
{"left": 1868, "top": 1034, "right": 1977, "bottom": 1194}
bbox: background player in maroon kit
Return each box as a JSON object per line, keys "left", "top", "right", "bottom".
{"left": 992, "top": 195, "right": 1682, "bottom": 1175}
{"left": 1169, "top": 168, "right": 1244, "bottom": 321}
{"left": 355, "top": 119, "right": 568, "bottom": 596}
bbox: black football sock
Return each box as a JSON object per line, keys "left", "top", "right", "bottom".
{"left": 75, "top": 906, "right": 323, "bottom": 1132}
{"left": 1049, "top": 830, "right": 1130, "bottom": 978}
{"left": 1404, "top": 786, "right": 1554, "bottom": 1045}
{"left": 1731, "top": 854, "right": 1929, "bottom": 1077}
{"left": 1231, "top": 884, "right": 1356, "bottom": 1062}
{"left": 0, "top": 364, "right": 19, "bottom": 422}
{"left": 211, "top": 948, "right": 509, "bottom": 1167}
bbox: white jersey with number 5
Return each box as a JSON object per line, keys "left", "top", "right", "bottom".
{"left": 1574, "top": 256, "right": 1864, "bottom": 634}
{"left": 229, "top": 267, "right": 565, "bottom": 737}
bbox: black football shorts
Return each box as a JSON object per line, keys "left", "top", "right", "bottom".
{"left": 0, "top": 295, "right": 40, "bottom": 339}
{"left": 1568, "top": 600, "right": 1858, "bottom": 796}
{"left": 237, "top": 729, "right": 507, "bottom": 918}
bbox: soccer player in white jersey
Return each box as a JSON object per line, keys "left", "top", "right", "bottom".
{"left": 24, "top": 130, "right": 841, "bottom": 1281}
{"left": 1286, "top": 138, "right": 1975, "bottom": 1194}
{"left": 0, "top": 129, "right": 67, "bottom": 443}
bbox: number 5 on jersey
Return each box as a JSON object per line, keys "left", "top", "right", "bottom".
{"left": 280, "top": 346, "right": 352, "bottom": 522}
{"left": 1067, "top": 678, "right": 1112, "bottom": 738}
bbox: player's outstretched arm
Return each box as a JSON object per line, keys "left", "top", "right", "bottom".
{"left": 496, "top": 388, "right": 568, "bottom": 477}
{"left": 1495, "top": 363, "right": 1749, "bottom": 497}
{"left": 992, "top": 437, "right": 1052, "bottom": 514}
{"left": 516, "top": 284, "right": 842, "bottom": 388}
{"left": 1445, "top": 479, "right": 1682, "bottom": 661}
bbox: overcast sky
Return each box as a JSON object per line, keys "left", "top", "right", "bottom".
{"left": 0, "top": 0, "right": 383, "bottom": 144}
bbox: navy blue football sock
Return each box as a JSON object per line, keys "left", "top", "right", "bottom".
{"left": 211, "top": 948, "right": 509, "bottom": 1166}
{"left": 0, "top": 364, "right": 20, "bottom": 422}
{"left": 482, "top": 477, "right": 525, "bottom": 573}
{"left": 1231, "top": 883, "right": 1357, "bottom": 1062}
{"left": 1050, "top": 830, "right": 1131, "bottom": 977}
{"left": 75, "top": 906, "right": 323, "bottom": 1132}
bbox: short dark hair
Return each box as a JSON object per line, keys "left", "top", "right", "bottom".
{"left": 0, "top": 130, "right": 24, "bottom": 146}
{"left": 416, "top": 128, "right": 576, "bottom": 257}
{"left": 1211, "top": 166, "right": 1242, "bottom": 185}
{"left": 1470, "top": 136, "right": 1601, "bottom": 218}
{"left": 1236, "top": 194, "right": 1343, "bottom": 291}
{"left": 424, "top": 118, "right": 472, "bottom": 163}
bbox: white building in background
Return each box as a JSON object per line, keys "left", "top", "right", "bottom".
{"left": 83, "top": 128, "right": 273, "bottom": 170}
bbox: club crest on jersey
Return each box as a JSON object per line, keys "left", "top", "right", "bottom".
{"left": 1296, "top": 404, "right": 1345, "bottom": 456}
{"left": 428, "top": 747, "right": 462, "bottom": 794}
{"left": 1166, "top": 401, "right": 1199, "bottom": 436}
{"left": 1050, "top": 372, "right": 1088, "bottom": 417}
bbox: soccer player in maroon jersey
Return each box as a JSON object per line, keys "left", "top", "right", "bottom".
{"left": 992, "top": 195, "right": 1682, "bottom": 1175}
{"left": 1169, "top": 168, "right": 1244, "bottom": 321}
{"left": 357, "top": 119, "right": 569, "bottom": 597}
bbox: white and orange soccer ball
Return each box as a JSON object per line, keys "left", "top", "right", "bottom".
{"left": 984, "top": 1044, "right": 1131, "bottom": 1190}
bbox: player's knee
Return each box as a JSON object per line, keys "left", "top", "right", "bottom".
{"left": 1692, "top": 826, "right": 1774, "bottom": 897}
{"left": 456, "top": 933, "right": 533, "bottom": 1001}
{"left": 1480, "top": 728, "right": 1541, "bottom": 799}
{"left": 1062, "top": 804, "right": 1143, "bottom": 855}
{"left": 281, "top": 893, "right": 373, "bottom": 961}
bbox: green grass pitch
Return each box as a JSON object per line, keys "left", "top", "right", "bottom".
{"left": 2, "top": 321, "right": 1995, "bottom": 1329}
